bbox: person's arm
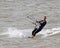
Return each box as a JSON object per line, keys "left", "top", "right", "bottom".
{"left": 32, "top": 20, "right": 40, "bottom": 25}
{"left": 32, "top": 22, "right": 36, "bottom": 25}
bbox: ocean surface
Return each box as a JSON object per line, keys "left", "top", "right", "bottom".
{"left": 0, "top": 0, "right": 60, "bottom": 48}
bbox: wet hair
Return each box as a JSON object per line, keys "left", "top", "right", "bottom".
{"left": 44, "top": 16, "right": 46, "bottom": 20}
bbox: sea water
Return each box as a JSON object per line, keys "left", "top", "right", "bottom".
{"left": 0, "top": 0, "right": 60, "bottom": 48}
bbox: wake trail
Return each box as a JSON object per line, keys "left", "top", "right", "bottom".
{"left": 0, "top": 27, "right": 60, "bottom": 38}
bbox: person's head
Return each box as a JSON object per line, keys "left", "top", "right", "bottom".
{"left": 44, "top": 16, "right": 46, "bottom": 20}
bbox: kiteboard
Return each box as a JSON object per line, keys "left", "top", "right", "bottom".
{"left": 28, "top": 36, "right": 33, "bottom": 38}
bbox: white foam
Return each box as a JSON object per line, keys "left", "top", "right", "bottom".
{"left": 1, "top": 27, "right": 60, "bottom": 38}
{"left": 41, "top": 27, "right": 60, "bottom": 37}
{"left": 5, "top": 27, "right": 32, "bottom": 38}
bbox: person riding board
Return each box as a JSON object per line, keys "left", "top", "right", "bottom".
{"left": 31, "top": 16, "right": 47, "bottom": 38}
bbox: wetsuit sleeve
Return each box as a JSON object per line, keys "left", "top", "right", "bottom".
{"left": 39, "top": 20, "right": 47, "bottom": 25}
{"left": 39, "top": 20, "right": 44, "bottom": 24}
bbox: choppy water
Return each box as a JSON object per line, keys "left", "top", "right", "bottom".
{"left": 0, "top": 0, "right": 60, "bottom": 48}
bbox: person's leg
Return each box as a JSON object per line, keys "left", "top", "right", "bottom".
{"left": 32, "top": 28, "right": 37, "bottom": 38}
{"left": 33, "top": 27, "right": 43, "bottom": 37}
{"left": 32, "top": 28, "right": 37, "bottom": 35}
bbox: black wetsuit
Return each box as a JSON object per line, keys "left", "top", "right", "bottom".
{"left": 32, "top": 20, "right": 47, "bottom": 36}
